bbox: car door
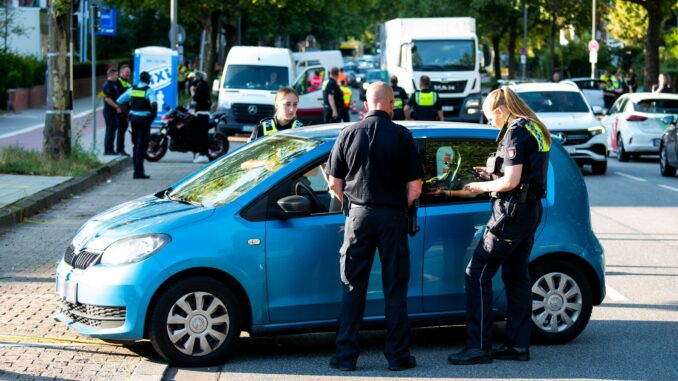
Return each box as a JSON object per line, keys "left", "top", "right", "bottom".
{"left": 264, "top": 158, "right": 425, "bottom": 324}
{"left": 420, "top": 138, "right": 503, "bottom": 312}
{"left": 293, "top": 66, "right": 326, "bottom": 125}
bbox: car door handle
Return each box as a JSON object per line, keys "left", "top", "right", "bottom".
{"left": 247, "top": 239, "right": 261, "bottom": 246}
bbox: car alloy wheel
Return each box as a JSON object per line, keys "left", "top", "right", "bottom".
{"left": 530, "top": 261, "right": 592, "bottom": 343}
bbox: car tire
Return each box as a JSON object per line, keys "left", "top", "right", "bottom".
{"left": 659, "top": 144, "right": 677, "bottom": 177}
{"left": 530, "top": 261, "right": 593, "bottom": 344}
{"left": 149, "top": 277, "right": 242, "bottom": 367}
{"left": 591, "top": 160, "right": 607, "bottom": 175}
{"left": 617, "top": 134, "right": 629, "bottom": 162}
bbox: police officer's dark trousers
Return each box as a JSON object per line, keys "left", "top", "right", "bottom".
{"left": 465, "top": 197, "right": 542, "bottom": 351}
{"left": 335, "top": 206, "right": 411, "bottom": 367}
{"left": 103, "top": 109, "right": 118, "bottom": 153}
{"left": 130, "top": 115, "right": 152, "bottom": 176}
{"left": 324, "top": 106, "right": 341, "bottom": 123}
{"left": 116, "top": 113, "right": 128, "bottom": 153}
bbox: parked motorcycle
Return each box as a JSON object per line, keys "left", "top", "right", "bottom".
{"left": 146, "top": 106, "right": 229, "bottom": 162}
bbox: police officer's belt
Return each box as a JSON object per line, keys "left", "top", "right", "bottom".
{"left": 350, "top": 203, "right": 405, "bottom": 211}
{"left": 491, "top": 184, "right": 545, "bottom": 204}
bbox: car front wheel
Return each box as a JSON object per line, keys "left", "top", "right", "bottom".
{"left": 530, "top": 261, "right": 593, "bottom": 344}
{"left": 659, "top": 144, "right": 677, "bottom": 177}
{"left": 149, "top": 277, "right": 242, "bottom": 366}
{"left": 591, "top": 160, "right": 607, "bottom": 175}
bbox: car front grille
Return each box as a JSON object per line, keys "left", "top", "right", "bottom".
{"left": 56, "top": 298, "right": 126, "bottom": 329}
{"left": 439, "top": 97, "right": 464, "bottom": 118}
{"left": 431, "top": 80, "right": 467, "bottom": 94}
{"left": 232, "top": 103, "right": 275, "bottom": 124}
{"left": 64, "top": 245, "right": 101, "bottom": 269}
{"left": 553, "top": 129, "right": 593, "bottom": 146}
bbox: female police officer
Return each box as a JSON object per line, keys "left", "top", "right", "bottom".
{"left": 448, "top": 86, "right": 550, "bottom": 365}
{"left": 249, "top": 87, "right": 303, "bottom": 141}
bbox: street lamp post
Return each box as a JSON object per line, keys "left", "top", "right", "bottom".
{"left": 591, "top": 0, "right": 596, "bottom": 79}
{"left": 170, "top": 0, "right": 178, "bottom": 50}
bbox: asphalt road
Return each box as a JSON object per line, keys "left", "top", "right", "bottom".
{"left": 0, "top": 145, "right": 677, "bottom": 380}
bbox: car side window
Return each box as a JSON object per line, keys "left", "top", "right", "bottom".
{"left": 421, "top": 139, "right": 496, "bottom": 205}
{"left": 270, "top": 160, "right": 342, "bottom": 218}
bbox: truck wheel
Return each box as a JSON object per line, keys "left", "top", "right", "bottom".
{"left": 149, "top": 277, "right": 242, "bottom": 366}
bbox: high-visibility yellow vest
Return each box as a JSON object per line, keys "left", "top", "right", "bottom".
{"left": 118, "top": 77, "right": 131, "bottom": 89}
{"left": 415, "top": 91, "right": 437, "bottom": 106}
{"left": 522, "top": 120, "right": 551, "bottom": 153}
{"left": 340, "top": 86, "right": 352, "bottom": 108}
{"left": 262, "top": 119, "right": 303, "bottom": 135}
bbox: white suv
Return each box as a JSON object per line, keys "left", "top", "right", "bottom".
{"left": 510, "top": 82, "right": 608, "bottom": 175}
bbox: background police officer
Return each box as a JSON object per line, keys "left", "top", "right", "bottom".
{"left": 115, "top": 64, "right": 133, "bottom": 156}
{"left": 326, "top": 82, "right": 423, "bottom": 372}
{"left": 323, "top": 67, "right": 344, "bottom": 123}
{"left": 448, "top": 87, "right": 550, "bottom": 365}
{"left": 250, "top": 87, "right": 303, "bottom": 141}
{"left": 189, "top": 71, "right": 211, "bottom": 163}
{"left": 390, "top": 75, "right": 408, "bottom": 121}
{"left": 102, "top": 67, "right": 122, "bottom": 156}
{"left": 116, "top": 71, "right": 157, "bottom": 179}
{"left": 404, "top": 75, "right": 443, "bottom": 121}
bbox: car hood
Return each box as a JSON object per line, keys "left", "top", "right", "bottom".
{"left": 537, "top": 113, "right": 599, "bottom": 131}
{"left": 71, "top": 195, "right": 214, "bottom": 252}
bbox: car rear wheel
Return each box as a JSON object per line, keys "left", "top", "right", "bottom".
{"left": 591, "top": 160, "right": 607, "bottom": 175}
{"left": 617, "top": 134, "right": 629, "bottom": 162}
{"left": 659, "top": 144, "right": 677, "bottom": 177}
{"left": 530, "top": 261, "right": 592, "bottom": 344}
{"left": 149, "top": 277, "right": 242, "bottom": 366}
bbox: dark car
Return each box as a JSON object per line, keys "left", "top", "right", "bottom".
{"left": 660, "top": 115, "right": 678, "bottom": 176}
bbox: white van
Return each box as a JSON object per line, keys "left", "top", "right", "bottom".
{"left": 217, "top": 46, "right": 296, "bottom": 135}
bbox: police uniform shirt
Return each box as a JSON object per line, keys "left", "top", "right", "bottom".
{"left": 407, "top": 89, "right": 442, "bottom": 121}
{"left": 327, "top": 110, "right": 424, "bottom": 209}
{"left": 500, "top": 118, "right": 549, "bottom": 185}
{"left": 102, "top": 79, "right": 120, "bottom": 114}
{"left": 323, "top": 78, "right": 344, "bottom": 110}
{"left": 116, "top": 82, "right": 157, "bottom": 117}
{"left": 393, "top": 86, "right": 408, "bottom": 109}
{"left": 250, "top": 117, "right": 301, "bottom": 141}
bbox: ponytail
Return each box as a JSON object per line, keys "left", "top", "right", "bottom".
{"left": 485, "top": 87, "right": 551, "bottom": 147}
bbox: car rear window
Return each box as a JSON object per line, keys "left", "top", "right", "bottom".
{"left": 518, "top": 91, "right": 590, "bottom": 113}
{"left": 634, "top": 99, "right": 678, "bottom": 114}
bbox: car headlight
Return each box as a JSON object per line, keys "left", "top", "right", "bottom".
{"left": 588, "top": 126, "right": 605, "bottom": 136}
{"left": 99, "top": 234, "right": 171, "bottom": 266}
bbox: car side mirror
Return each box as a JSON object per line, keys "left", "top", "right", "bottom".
{"left": 277, "top": 195, "right": 311, "bottom": 218}
{"left": 592, "top": 106, "right": 604, "bottom": 116}
{"left": 661, "top": 115, "right": 675, "bottom": 125}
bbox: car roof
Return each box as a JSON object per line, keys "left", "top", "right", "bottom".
{"left": 618, "top": 92, "right": 678, "bottom": 102}
{"left": 511, "top": 82, "right": 581, "bottom": 93}
{"left": 280, "top": 121, "right": 498, "bottom": 141}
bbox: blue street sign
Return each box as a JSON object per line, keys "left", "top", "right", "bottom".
{"left": 96, "top": 8, "right": 117, "bottom": 36}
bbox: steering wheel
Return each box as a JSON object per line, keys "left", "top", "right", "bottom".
{"left": 294, "top": 182, "right": 325, "bottom": 212}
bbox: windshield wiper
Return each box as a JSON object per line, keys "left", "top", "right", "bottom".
{"left": 164, "top": 190, "right": 203, "bottom": 207}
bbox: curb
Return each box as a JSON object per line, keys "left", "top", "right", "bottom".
{"left": 0, "top": 156, "right": 131, "bottom": 229}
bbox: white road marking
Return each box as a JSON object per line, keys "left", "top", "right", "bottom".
{"left": 615, "top": 172, "right": 647, "bottom": 182}
{"left": 0, "top": 108, "right": 100, "bottom": 139}
{"left": 606, "top": 285, "right": 629, "bottom": 301}
{"left": 658, "top": 184, "right": 678, "bottom": 192}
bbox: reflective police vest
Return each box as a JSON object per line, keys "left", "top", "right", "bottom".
{"left": 321, "top": 79, "right": 329, "bottom": 91}
{"left": 394, "top": 94, "right": 404, "bottom": 110}
{"left": 118, "top": 77, "right": 131, "bottom": 90}
{"left": 262, "top": 119, "right": 303, "bottom": 136}
{"left": 414, "top": 91, "right": 437, "bottom": 106}
{"left": 610, "top": 75, "right": 621, "bottom": 90}
{"left": 340, "top": 86, "right": 352, "bottom": 108}
{"left": 523, "top": 120, "right": 551, "bottom": 153}
{"left": 130, "top": 85, "right": 152, "bottom": 112}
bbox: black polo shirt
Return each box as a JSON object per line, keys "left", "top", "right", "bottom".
{"left": 102, "top": 80, "right": 120, "bottom": 114}
{"left": 500, "top": 118, "right": 549, "bottom": 185}
{"left": 323, "top": 78, "right": 344, "bottom": 110}
{"left": 327, "top": 110, "right": 424, "bottom": 209}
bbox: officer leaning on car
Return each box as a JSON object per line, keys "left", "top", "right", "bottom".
{"left": 326, "top": 81, "right": 424, "bottom": 372}
{"left": 448, "top": 86, "right": 550, "bottom": 365}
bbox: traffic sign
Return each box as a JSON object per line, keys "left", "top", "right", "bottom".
{"left": 588, "top": 40, "right": 599, "bottom": 52}
{"left": 589, "top": 51, "right": 598, "bottom": 64}
{"left": 95, "top": 7, "right": 116, "bottom": 36}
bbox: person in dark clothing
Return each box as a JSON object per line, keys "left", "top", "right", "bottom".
{"left": 652, "top": 73, "right": 673, "bottom": 94}
{"left": 404, "top": 75, "right": 443, "bottom": 121}
{"left": 323, "top": 67, "right": 344, "bottom": 123}
{"left": 448, "top": 86, "right": 550, "bottom": 365}
{"left": 115, "top": 64, "right": 133, "bottom": 156}
{"left": 189, "top": 71, "right": 211, "bottom": 163}
{"left": 625, "top": 67, "right": 638, "bottom": 93}
{"left": 102, "top": 67, "right": 123, "bottom": 155}
{"left": 116, "top": 71, "right": 157, "bottom": 179}
{"left": 390, "top": 75, "right": 408, "bottom": 121}
{"left": 326, "top": 81, "right": 424, "bottom": 372}
{"left": 249, "top": 87, "right": 303, "bottom": 141}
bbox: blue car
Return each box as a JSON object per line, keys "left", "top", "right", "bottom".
{"left": 54, "top": 123, "right": 606, "bottom": 366}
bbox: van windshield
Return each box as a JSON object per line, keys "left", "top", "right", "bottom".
{"left": 411, "top": 39, "right": 475, "bottom": 72}
{"left": 223, "top": 65, "right": 289, "bottom": 90}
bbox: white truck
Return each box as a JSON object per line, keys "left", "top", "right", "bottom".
{"left": 381, "top": 18, "right": 483, "bottom": 122}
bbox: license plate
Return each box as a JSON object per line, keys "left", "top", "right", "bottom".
{"left": 652, "top": 139, "right": 660, "bottom": 147}
{"left": 242, "top": 125, "right": 255, "bottom": 132}
{"left": 57, "top": 277, "right": 78, "bottom": 303}
{"left": 442, "top": 106, "right": 455, "bottom": 111}
{"left": 565, "top": 146, "right": 577, "bottom": 154}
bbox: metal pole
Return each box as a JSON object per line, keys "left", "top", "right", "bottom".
{"left": 90, "top": 4, "right": 97, "bottom": 153}
{"left": 591, "top": 0, "right": 596, "bottom": 79}
{"left": 522, "top": 4, "right": 527, "bottom": 79}
{"left": 170, "top": 0, "right": 177, "bottom": 50}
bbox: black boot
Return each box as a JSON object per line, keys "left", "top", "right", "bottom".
{"left": 448, "top": 347, "right": 492, "bottom": 365}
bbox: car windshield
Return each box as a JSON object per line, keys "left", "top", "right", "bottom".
{"left": 634, "top": 99, "right": 678, "bottom": 114}
{"left": 411, "top": 39, "right": 475, "bottom": 72}
{"left": 223, "top": 64, "right": 289, "bottom": 91}
{"left": 168, "top": 136, "right": 322, "bottom": 208}
{"left": 518, "top": 91, "right": 590, "bottom": 113}
{"left": 366, "top": 71, "right": 382, "bottom": 81}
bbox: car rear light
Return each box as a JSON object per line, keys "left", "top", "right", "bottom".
{"left": 626, "top": 115, "right": 647, "bottom": 122}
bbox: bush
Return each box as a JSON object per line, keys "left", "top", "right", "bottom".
{"left": 0, "top": 49, "right": 47, "bottom": 108}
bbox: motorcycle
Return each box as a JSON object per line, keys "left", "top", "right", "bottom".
{"left": 146, "top": 106, "right": 230, "bottom": 162}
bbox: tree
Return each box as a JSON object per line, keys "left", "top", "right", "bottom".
{"left": 606, "top": 0, "right": 647, "bottom": 47}
{"left": 44, "top": 0, "right": 72, "bottom": 158}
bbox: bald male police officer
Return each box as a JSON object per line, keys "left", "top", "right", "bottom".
{"left": 326, "top": 82, "right": 424, "bottom": 372}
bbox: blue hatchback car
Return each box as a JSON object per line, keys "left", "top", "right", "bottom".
{"left": 54, "top": 123, "right": 605, "bottom": 366}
